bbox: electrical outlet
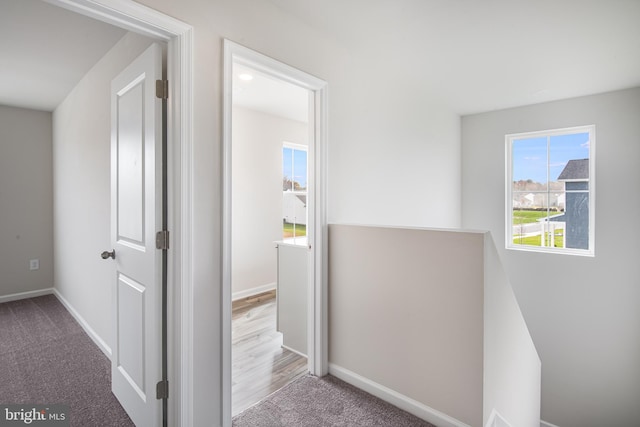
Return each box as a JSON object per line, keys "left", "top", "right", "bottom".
{"left": 29, "top": 259, "right": 39, "bottom": 271}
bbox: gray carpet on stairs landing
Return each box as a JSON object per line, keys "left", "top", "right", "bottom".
{"left": 0, "top": 295, "right": 133, "bottom": 426}
{"left": 232, "top": 374, "right": 436, "bottom": 427}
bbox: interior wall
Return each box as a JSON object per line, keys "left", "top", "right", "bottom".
{"left": 52, "top": 32, "right": 155, "bottom": 351}
{"left": 483, "top": 234, "right": 541, "bottom": 427}
{"left": 0, "top": 106, "right": 53, "bottom": 297}
{"left": 134, "top": 0, "right": 464, "bottom": 423}
{"left": 231, "top": 106, "right": 308, "bottom": 297}
{"left": 328, "top": 224, "right": 484, "bottom": 426}
{"left": 461, "top": 87, "right": 640, "bottom": 427}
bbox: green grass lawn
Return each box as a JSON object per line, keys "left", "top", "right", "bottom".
{"left": 513, "top": 230, "right": 564, "bottom": 248}
{"left": 283, "top": 222, "right": 306, "bottom": 238}
{"left": 512, "top": 210, "right": 551, "bottom": 224}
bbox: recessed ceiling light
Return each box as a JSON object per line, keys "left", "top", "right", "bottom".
{"left": 238, "top": 73, "right": 254, "bottom": 81}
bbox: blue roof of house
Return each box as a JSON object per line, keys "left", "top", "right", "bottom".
{"left": 558, "top": 159, "right": 589, "bottom": 181}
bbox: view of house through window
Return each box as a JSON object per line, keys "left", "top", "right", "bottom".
{"left": 506, "top": 125, "right": 595, "bottom": 256}
{"left": 283, "top": 143, "right": 307, "bottom": 241}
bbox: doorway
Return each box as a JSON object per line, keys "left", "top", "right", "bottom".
{"left": 222, "top": 40, "right": 328, "bottom": 425}
{"left": 8, "top": 1, "right": 193, "bottom": 426}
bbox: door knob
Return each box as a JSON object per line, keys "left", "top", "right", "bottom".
{"left": 101, "top": 250, "right": 116, "bottom": 260}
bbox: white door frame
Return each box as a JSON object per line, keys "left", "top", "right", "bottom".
{"left": 222, "top": 39, "right": 329, "bottom": 426}
{"left": 44, "top": 1, "right": 194, "bottom": 426}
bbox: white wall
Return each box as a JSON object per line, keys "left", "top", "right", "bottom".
{"left": 484, "top": 234, "right": 541, "bottom": 427}
{"left": 231, "top": 106, "right": 307, "bottom": 297}
{"left": 462, "top": 88, "right": 640, "bottom": 427}
{"left": 131, "top": 0, "right": 463, "bottom": 423}
{"left": 330, "top": 86, "right": 462, "bottom": 228}
{"left": 0, "top": 106, "right": 53, "bottom": 297}
{"left": 329, "top": 224, "right": 485, "bottom": 426}
{"left": 52, "top": 32, "right": 155, "bottom": 351}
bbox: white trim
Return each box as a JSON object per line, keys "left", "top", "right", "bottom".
{"left": 232, "top": 283, "right": 277, "bottom": 301}
{"left": 222, "top": 41, "right": 234, "bottom": 427}
{"left": 540, "top": 420, "right": 561, "bottom": 427}
{"left": 283, "top": 141, "right": 308, "bottom": 150}
{"left": 281, "top": 344, "right": 308, "bottom": 359}
{"left": 53, "top": 289, "right": 112, "bottom": 357}
{"left": 42, "top": 2, "right": 194, "bottom": 426}
{"left": 0, "top": 288, "right": 54, "bottom": 304}
{"left": 223, "top": 39, "right": 329, "bottom": 426}
{"left": 485, "top": 408, "right": 512, "bottom": 427}
{"left": 329, "top": 364, "right": 470, "bottom": 427}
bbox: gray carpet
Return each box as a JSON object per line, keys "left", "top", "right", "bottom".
{"left": 0, "top": 295, "right": 134, "bottom": 426}
{"left": 232, "top": 374, "right": 436, "bottom": 427}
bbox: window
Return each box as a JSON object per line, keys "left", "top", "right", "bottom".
{"left": 506, "top": 125, "right": 595, "bottom": 256}
{"left": 282, "top": 142, "right": 307, "bottom": 241}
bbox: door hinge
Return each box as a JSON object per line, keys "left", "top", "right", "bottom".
{"left": 156, "top": 230, "right": 170, "bottom": 250}
{"left": 156, "top": 80, "right": 168, "bottom": 99}
{"left": 156, "top": 380, "right": 169, "bottom": 400}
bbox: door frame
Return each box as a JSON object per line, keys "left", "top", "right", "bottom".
{"left": 222, "top": 40, "right": 329, "bottom": 425}
{"left": 45, "top": 1, "right": 194, "bottom": 426}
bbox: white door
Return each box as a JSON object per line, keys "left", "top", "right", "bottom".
{"left": 109, "top": 43, "right": 163, "bottom": 427}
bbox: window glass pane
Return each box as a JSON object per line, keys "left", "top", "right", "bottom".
{"left": 512, "top": 195, "right": 565, "bottom": 248}
{"left": 283, "top": 147, "right": 293, "bottom": 191}
{"left": 282, "top": 145, "right": 308, "bottom": 241}
{"left": 563, "top": 189, "right": 589, "bottom": 250}
{"left": 293, "top": 149, "right": 307, "bottom": 191}
{"left": 550, "top": 132, "right": 590, "bottom": 250}
{"left": 512, "top": 136, "right": 548, "bottom": 191}
{"left": 549, "top": 132, "right": 590, "bottom": 181}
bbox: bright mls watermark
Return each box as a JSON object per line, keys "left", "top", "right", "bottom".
{"left": 0, "top": 405, "right": 69, "bottom": 426}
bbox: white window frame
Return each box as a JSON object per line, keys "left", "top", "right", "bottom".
{"left": 505, "top": 125, "right": 595, "bottom": 257}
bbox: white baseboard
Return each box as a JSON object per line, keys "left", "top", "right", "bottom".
{"left": 328, "top": 363, "right": 470, "bottom": 427}
{"left": 232, "top": 282, "right": 276, "bottom": 301}
{"left": 485, "top": 409, "right": 512, "bottom": 427}
{"left": 282, "top": 344, "right": 307, "bottom": 359}
{"left": 0, "top": 287, "right": 54, "bottom": 303}
{"left": 541, "top": 420, "right": 560, "bottom": 427}
{"left": 53, "top": 289, "right": 112, "bottom": 358}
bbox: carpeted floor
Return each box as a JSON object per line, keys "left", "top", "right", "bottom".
{"left": 0, "top": 295, "right": 134, "bottom": 426}
{"left": 232, "top": 374, "right": 436, "bottom": 427}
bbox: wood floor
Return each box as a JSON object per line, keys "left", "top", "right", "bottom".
{"left": 232, "top": 290, "right": 307, "bottom": 417}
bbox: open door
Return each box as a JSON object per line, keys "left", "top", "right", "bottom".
{"left": 108, "top": 43, "right": 163, "bottom": 427}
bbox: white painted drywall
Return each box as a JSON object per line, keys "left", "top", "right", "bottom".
{"left": 276, "top": 242, "right": 307, "bottom": 356}
{"left": 484, "top": 234, "right": 541, "bottom": 427}
{"left": 462, "top": 88, "right": 640, "bottom": 427}
{"left": 0, "top": 106, "right": 53, "bottom": 297}
{"left": 231, "top": 106, "right": 307, "bottom": 297}
{"left": 127, "top": 0, "right": 463, "bottom": 422}
{"left": 328, "top": 224, "right": 484, "bottom": 426}
{"left": 52, "top": 32, "right": 155, "bottom": 351}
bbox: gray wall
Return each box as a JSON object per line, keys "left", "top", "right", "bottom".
{"left": 461, "top": 88, "right": 640, "bottom": 427}
{"left": 0, "top": 106, "right": 53, "bottom": 297}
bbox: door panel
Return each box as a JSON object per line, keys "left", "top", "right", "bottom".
{"left": 116, "top": 273, "right": 146, "bottom": 397}
{"left": 110, "top": 43, "right": 162, "bottom": 427}
{"left": 116, "top": 80, "right": 145, "bottom": 245}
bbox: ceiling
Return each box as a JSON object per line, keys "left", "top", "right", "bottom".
{"left": 0, "top": 0, "right": 126, "bottom": 111}
{"left": 232, "top": 63, "right": 309, "bottom": 123}
{"left": 0, "top": 0, "right": 307, "bottom": 120}
{"left": 2, "top": 0, "right": 639, "bottom": 116}
{"left": 268, "top": 0, "right": 640, "bottom": 115}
